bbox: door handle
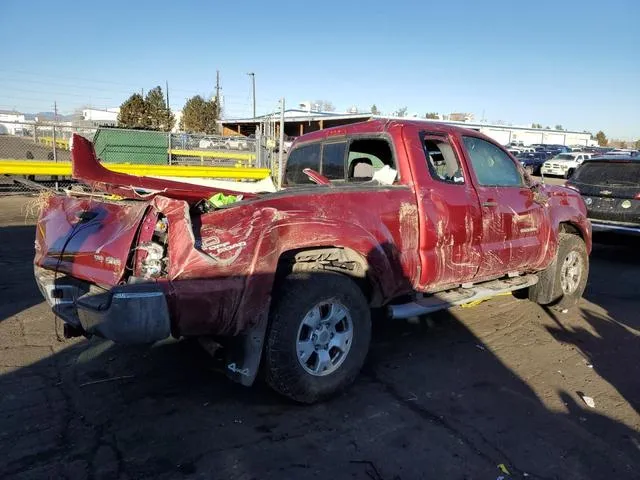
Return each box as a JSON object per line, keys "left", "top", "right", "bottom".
{"left": 482, "top": 201, "right": 498, "bottom": 207}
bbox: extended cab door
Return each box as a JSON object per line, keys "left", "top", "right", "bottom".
{"left": 460, "top": 135, "right": 551, "bottom": 278}
{"left": 414, "top": 132, "right": 484, "bottom": 289}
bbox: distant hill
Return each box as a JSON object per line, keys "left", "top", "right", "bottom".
{"left": 31, "top": 111, "right": 74, "bottom": 122}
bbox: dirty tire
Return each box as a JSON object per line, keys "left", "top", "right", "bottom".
{"left": 529, "top": 233, "right": 588, "bottom": 309}
{"left": 264, "top": 271, "right": 371, "bottom": 404}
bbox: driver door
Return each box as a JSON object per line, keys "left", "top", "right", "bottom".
{"left": 461, "top": 135, "right": 551, "bottom": 278}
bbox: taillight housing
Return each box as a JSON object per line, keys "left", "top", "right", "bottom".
{"left": 635, "top": 193, "right": 640, "bottom": 200}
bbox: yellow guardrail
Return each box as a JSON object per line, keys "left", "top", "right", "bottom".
{"left": 38, "top": 137, "right": 70, "bottom": 150}
{"left": 169, "top": 149, "right": 255, "bottom": 161}
{"left": 0, "top": 160, "right": 271, "bottom": 180}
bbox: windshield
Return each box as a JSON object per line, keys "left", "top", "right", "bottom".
{"left": 572, "top": 161, "right": 640, "bottom": 185}
{"left": 553, "top": 154, "right": 575, "bottom": 160}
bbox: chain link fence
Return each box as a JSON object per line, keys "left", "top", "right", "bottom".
{"left": 0, "top": 121, "right": 278, "bottom": 194}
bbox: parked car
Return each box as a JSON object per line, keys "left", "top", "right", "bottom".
{"left": 517, "top": 151, "right": 548, "bottom": 175}
{"left": 566, "top": 155, "right": 640, "bottom": 235}
{"left": 33, "top": 121, "right": 591, "bottom": 403}
{"left": 198, "top": 137, "right": 225, "bottom": 149}
{"left": 225, "top": 136, "right": 249, "bottom": 150}
{"left": 540, "top": 152, "right": 593, "bottom": 178}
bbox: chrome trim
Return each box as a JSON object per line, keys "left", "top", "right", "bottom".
{"left": 112, "top": 291, "right": 164, "bottom": 300}
{"left": 590, "top": 222, "right": 640, "bottom": 234}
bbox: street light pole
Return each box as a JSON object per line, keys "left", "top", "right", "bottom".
{"left": 247, "top": 72, "right": 256, "bottom": 118}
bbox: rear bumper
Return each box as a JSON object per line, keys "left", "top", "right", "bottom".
{"left": 541, "top": 167, "right": 567, "bottom": 176}
{"left": 590, "top": 220, "right": 640, "bottom": 235}
{"left": 35, "top": 267, "right": 171, "bottom": 344}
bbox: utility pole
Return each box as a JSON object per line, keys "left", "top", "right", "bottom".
{"left": 278, "top": 97, "right": 285, "bottom": 189}
{"left": 53, "top": 101, "right": 58, "bottom": 191}
{"left": 165, "top": 80, "right": 170, "bottom": 130}
{"left": 247, "top": 72, "right": 256, "bottom": 118}
{"left": 52, "top": 101, "right": 58, "bottom": 163}
{"left": 215, "top": 70, "right": 221, "bottom": 105}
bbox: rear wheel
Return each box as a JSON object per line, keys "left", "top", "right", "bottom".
{"left": 264, "top": 272, "right": 371, "bottom": 403}
{"left": 529, "top": 233, "right": 588, "bottom": 309}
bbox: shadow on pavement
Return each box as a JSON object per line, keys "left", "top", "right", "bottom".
{"left": 1, "top": 300, "right": 639, "bottom": 479}
{"left": 0, "top": 225, "right": 42, "bottom": 323}
{"left": 544, "top": 239, "right": 640, "bottom": 421}
{"left": 1, "top": 224, "right": 638, "bottom": 478}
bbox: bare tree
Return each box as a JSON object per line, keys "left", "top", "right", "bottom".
{"left": 394, "top": 107, "right": 408, "bottom": 117}
{"left": 314, "top": 100, "right": 335, "bottom": 112}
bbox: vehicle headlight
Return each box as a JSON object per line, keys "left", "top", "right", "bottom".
{"left": 621, "top": 200, "right": 631, "bottom": 209}
{"left": 584, "top": 197, "right": 592, "bottom": 205}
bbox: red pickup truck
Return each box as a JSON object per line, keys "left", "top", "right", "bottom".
{"left": 34, "top": 120, "right": 591, "bottom": 403}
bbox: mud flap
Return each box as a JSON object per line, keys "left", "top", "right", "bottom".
{"left": 221, "top": 309, "right": 269, "bottom": 386}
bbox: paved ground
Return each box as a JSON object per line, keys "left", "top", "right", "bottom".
{"left": 0, "top": 136, "right": 70, "bottom": 161}
{"left": 0, "top": 195, "right": 638, "bottom": 480}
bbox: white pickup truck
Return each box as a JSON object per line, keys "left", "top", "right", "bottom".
{"left": 541, "top": 152, "right": 593, "bottom": 178}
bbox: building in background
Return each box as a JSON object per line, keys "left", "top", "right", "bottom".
{"left": 79, "top": 108, "right": 119, "bottom": 127}
{"left": 221, "top": 110, "right": 595, "bottom": 146}
{"left": 448, "top": 112, "right": 475, "bottom": 122}
{"left": 0, "top": 110, "right": 26, "bottom": 135}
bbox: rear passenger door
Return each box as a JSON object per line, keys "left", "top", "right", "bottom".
{"left": 416, "top": 133, "right": 483, "bottom": 288}
{"left": 461, "top": 135, "right": 550, "bottom": 278}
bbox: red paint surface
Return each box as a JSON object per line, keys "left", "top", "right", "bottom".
{"left": 35, "top": 121, "right": 592, "bottom": 337}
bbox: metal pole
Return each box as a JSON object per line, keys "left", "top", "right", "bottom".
{"left": 278, "top": 98, "right": 285, "bottom": 189}
{"left": 53, "top": 101, "right": 58, "bottom": 190}
{"left": 216, "top": 70, "right": 221, "bottom": 105}
{"left": 247, "top": 72, "right": 256, "bottom": 118}
{"left": 52, "top": 101, "right": 58, "bottom": 163}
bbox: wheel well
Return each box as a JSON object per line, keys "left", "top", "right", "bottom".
{"left": 559, "top": 222, "right": 583, "bottom": 239}
{"left": 275, "top": 247, "right": 377, "bottom": 304}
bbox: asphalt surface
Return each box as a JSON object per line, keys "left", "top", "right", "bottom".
{"left": 0, "top": 136, "right": 71, "bottom": 161}
{"left": 0, "top": 195, "right": 638, "bottom": 480}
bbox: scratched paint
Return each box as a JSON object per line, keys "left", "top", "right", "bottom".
{"left": 34, "top": 122, "right": 592, "bottom": 339}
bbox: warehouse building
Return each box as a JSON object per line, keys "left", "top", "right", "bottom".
{"left": 220, "top": 111, "right": 595, "bottom": 147}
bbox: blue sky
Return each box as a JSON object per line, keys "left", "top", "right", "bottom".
{"left": 1, "top": 0, "right": 638, "bottom": 138}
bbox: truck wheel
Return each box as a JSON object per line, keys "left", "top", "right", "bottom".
{"left": 264, "top": 271, "right": 371, "bottom": 404}
{"left": 529, "top": 233, "right": 588, "bottom": 310}
{"left": 564, "top": 168, "right": 575, "bottom": 179}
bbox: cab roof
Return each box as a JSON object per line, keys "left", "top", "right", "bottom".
{"left": 293, "top": 119, "right": 486, "bottom": 144}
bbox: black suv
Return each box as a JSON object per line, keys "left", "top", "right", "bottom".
{"left": 566, "top": 156, "right": 640, "bottom": 235}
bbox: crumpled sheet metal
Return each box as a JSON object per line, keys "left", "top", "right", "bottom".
{"left": 70, "top": 134, "right": 254, "bottom": 202}
{"left": 153, "top": 185, "right": 419, "bottom": 336}
{"left": 35, "top": 194, "right": 148, "bottom": 286}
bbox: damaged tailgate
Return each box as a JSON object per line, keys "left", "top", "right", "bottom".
{"left": 35, "top": 195, "right": 149, "bottom": 286}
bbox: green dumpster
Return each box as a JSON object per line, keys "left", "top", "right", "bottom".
{"left": 92, "top": 128, "right": 168, "bottom": 165}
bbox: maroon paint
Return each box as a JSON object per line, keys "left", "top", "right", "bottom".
{"left": 35, "top": 121, "right": 592, "bottom": 337}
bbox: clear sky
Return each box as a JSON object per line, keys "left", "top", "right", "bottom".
{"left": 1, "top": 0, "right": 638, "bottom": 138}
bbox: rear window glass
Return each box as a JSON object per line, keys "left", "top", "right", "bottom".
{"left": 285, "top": 143, "right": 321, "bottom": 185}
{"left": 322, "top": 142, "right": 346, "bottom": 180}
{"left": 572, "top": 162, "right": 640, "bottom": 185}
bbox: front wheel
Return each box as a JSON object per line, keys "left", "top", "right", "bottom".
{"left": 264, "top": 272, "right": 371, "bottom": 403}
{"left": 529, "top": 233, "right": 589, "bottom": 309}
